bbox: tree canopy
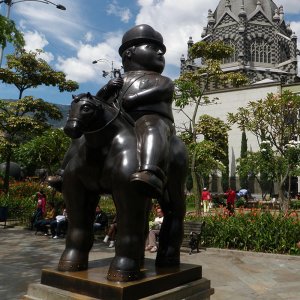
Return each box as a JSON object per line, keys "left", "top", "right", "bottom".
{"left": 0, "top": 49, "right": 79, "bottom": 192}
{"left": 174, "top": 40, "right": 247, "bottom": 214}
{"left": 0, "top": 50, "right": 78, "bottom": 99}
{"left": 15, "top": 129, "right": 70, "bottom": 175}
{"left": 228, "top": 91, "right": 300, "bottom": 211}
{"left": 0, "top": 15, "right": 25, "bottom": 51}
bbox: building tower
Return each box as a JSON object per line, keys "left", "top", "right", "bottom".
{"left": 181, "top": 0, "right": 299, "bottom": 84}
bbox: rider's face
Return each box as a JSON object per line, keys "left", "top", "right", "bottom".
{"left": 129, "top": 43, "right": 165, "bottom": 73}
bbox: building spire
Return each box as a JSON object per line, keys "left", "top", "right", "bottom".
{"left": 225, "top": 0, "right": 231, "bottom": 10}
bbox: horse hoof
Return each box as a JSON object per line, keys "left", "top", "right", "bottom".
{"left": 58, "top": 260, "right": 88, "bottom": 271}
{"left": 107, "top": 256, "right": 141, "bottom": 282}
{"left": 58, "top": 249, "right": 88, "bottom": 272}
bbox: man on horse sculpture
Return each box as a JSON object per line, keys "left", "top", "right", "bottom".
{"left": 97, "top": 24, "right": 174, "bottom": 198}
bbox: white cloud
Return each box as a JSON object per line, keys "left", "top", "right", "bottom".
{"left": 107, "top": 0, "right": 132, "bottom": 23}
{"left": 13, "top": 0, "right": 86, "bottom": 49}
{"left": 136, "top": 0, "right": 218, "bottom": 67}
{"left": 55, "top": 32, "right": 123, "bottom": 83}
{"left": 85, "top": 32, "right": 93, "bottom": 43}
{"left": 23, "top": 31, "right": 54, "bottom": 63}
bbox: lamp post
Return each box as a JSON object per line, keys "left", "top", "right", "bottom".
{"left": 92, "top": 58, "right": 122, "bottom": 79}
{"left": 0, "top": 0, "right": 66, "bottom": 67}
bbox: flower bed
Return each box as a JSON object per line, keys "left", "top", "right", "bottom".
{"left": 187, "top": 208, "right": 300, "bottom": 255}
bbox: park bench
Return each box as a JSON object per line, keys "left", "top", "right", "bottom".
{"left": 181, "top": 221, "right": 205, "bottom": 254}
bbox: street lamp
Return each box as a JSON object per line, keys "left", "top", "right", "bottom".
{"left": 0, "top": 0, "right": 66, "bottom": 67}
{"left": 92, "top": 58, "right": 123, "bottom": 79}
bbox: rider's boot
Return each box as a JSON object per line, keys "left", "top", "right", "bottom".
{"left": 130, "top": 166, "right": 166, "bottom": 198}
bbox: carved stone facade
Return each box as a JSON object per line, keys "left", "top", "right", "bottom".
{"left": 180, "top": 0, "right": 299, "bottom": 84}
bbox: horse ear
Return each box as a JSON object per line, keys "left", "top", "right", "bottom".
{"left": 72, "top": 95, "right": 76, "bottom": 99}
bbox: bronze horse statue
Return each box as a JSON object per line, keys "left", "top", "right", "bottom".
{"left": 59, "top": 92, "right": 188, "bottom": 281}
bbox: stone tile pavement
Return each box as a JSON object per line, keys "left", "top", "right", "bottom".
{"left": 1, "top": 226, "right": 300, "bottom": 300}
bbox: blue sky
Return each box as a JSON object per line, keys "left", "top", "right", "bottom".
{"left": 0, "top": 0, "right": 299, "bottom": 105}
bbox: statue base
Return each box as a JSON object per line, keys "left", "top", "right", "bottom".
{"left": 23, "top": 258, "right": 214, "bottom": 300}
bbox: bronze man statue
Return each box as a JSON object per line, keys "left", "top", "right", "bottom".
{"left": 53, "top": 24, "right": 188, "bottom": 282}
{"left": 97, "top": 24, "right": 174, "bottom": 198}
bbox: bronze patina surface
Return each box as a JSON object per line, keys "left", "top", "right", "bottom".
{"left": 56, "top": 23, "right": 188, "bottom": 282}
{"left": 41, "top": 258, "right": 202, "bottom": 300}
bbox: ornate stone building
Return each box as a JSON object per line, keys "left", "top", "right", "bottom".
{"left": 181, "top": 0, "right": 299, "bottom": 84}
{"left": 177, "top": 0, "right": 300, "bottom": 193}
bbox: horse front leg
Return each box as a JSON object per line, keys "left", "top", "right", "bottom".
{"left": 107, "top": 189, "right": 150, "bottom": 281}
{"left": 58, "top": 172, "right": 98, "bottom": 272}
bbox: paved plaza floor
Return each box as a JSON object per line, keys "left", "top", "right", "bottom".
{"left": 1, "top": 226, "right": 300, "bottom": 300}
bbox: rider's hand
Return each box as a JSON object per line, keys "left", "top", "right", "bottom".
{"left": 106, "top": 78, "right": 124, "bottom": 94}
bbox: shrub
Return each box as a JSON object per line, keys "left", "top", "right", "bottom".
{"left": 235, "top": 197, "right": 246, "bottom": 208}
{"left": 200, "top": 210, "right": 300, "bottom": 255}
{"left": 0, "top": 181, "right": 63, "bottom": 225}
{"left": 290, "top": 200, "right": 300, "bottom": 210}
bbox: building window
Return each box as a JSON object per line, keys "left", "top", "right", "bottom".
{"left": 222, "top": 40, "right": 238, "bottom": 64}
{"left": 280, "top": 42, "right": 290, "bottom": 62}
{"left": 250, "top": 39, "right": 271, "bottom": 63}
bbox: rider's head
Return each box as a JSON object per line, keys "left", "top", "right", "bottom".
{"left": 119, "top": 24, "right": 166, "bottom": 73}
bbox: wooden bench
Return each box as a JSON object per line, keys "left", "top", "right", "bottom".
{"left": 181, "top": 221, "right": 205, "bottom": 254}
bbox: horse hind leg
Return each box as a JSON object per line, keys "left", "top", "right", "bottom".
{"left": 156, "top": 177, "right": 186, "bottom": 267}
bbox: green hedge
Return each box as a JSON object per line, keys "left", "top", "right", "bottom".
{"left": 198, "top": 210, "right": 300, "bottom": 255}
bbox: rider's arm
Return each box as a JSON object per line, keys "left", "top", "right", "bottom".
{"left": 122, "top": 77, "right": 173, "bottom": 109}
{"left": 96, "top": 78, "right": 123, "bottom": 101}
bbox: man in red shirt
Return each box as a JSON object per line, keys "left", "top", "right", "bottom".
{"left": 225, "top": 188, "right": 236, "bottom": 215}
{"left": 201, "top": 187, "right": 211, "bottom": 213}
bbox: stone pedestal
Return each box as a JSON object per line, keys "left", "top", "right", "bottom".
{"left": 24, "top": 258, "right": 214, "bottom": 300}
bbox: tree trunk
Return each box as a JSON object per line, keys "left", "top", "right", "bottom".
{"left": 278, "top": 182, "right": 289, "bottom": 213}
{"left": 191, "top": 151, "right": 201, "bottom": 216}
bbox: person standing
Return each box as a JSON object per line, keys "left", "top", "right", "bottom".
{"left": 225, "top": 188, "right": 236, "bottom": 215}
{"left": 201, "top": 187, "right": 211, "bottom": 213}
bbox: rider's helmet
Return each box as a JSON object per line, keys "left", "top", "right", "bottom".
{"left": 118, "top": 24, "right": 166, "bottom": 56}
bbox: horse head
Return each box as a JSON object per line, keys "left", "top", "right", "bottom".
{"left": 64, "top": 92, "right": 104, "bottom": 139}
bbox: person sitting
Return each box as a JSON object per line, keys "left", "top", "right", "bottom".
{"left": 103, "top": 216, "right": 117, "bottom": 248}
{"left": 93, "top": 205, "right": 108, "bottom": 232}
{"left": 34, "top": 202, "right": 56, "bottom": 235}
{"left": 30, "top": 190, "right": 46, "bottom": 230}
{"left": 50, "top": 204, "right": 68, "bottom": 239}
{"left": 145, "top": 208, "right": 164, "bottom": 253}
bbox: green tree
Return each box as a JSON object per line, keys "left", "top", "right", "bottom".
{"left": 174, "top": 40, "right": 247, "bottom": 214}
{"left": 15, "top": 129, "right": 70, "bottom": 175}
{"left": 0, "top": 15, "right": 25, "bottom": 51}
{"left": 0, "top": 98, "right": 63, "bottom": 191}
{"left": 237, "top": 142, "right": 275, "bottom": 199}
{"left": 197, "top": 115, "right": 230, "bottom": 191}
{"left": 0, "top": 49, "right": 79, "bottom": 192}
{"left": 228, "top": 91, "right": 300, "bottom": 212}
{"left": 0, "top": 50, "right": 78, "bottom": 99}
